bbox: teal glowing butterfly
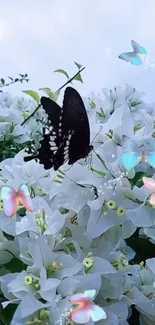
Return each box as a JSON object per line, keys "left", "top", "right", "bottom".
{"left": 119, "top": 40, "right": 147, "bottom": 65}
{"left": 120, "top": 137, "right": 155, "bottom": 171}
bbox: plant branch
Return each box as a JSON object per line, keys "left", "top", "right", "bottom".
{"left": 21, "top": 67, "right": 86, "bottom": 126}
{"left": 21, "top": 104, "right": 41, "bottom": 126}
{"left": 0, "top": 81, "right": 21, "bottom": 89}
{"left": 56, "top": 66, "right": 85, "bottom": 92}
{"left": 0, "top": 74, "right": 29, "bottom": 91}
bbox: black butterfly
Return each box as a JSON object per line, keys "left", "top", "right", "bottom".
{"left": 24, "top": 87, "right": 93, "bottom": 170}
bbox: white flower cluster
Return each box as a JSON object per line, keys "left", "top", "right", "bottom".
{"left": 0, "top": 84, "right": 155, "bottom": 325}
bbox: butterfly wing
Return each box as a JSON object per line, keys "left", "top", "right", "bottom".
{"left": 0, "top": 186, "right": 19, "bottom": 217}
{"left": 89, "top": 304, "right": 107, "bottom": 321}
{"left": 71, "top": 305, "right": 90, "bottom": 324}
{"left": 24, "top": 98, "right": 62, "bottom": 169}
{"left": 131, "top": 40, "right": 147, "bottom": 54}
{"left": 119, "top": 52, "right": 142, "bottom": 65}
{"left": 142, "top": 177, "right": 155, "bottom": 191}
{"left": 41, "top": 97, "right": 62, "bottom": 131}
{"left": 120, "top": 152, "right": 141, "bottom": 170}
{"left": 24, "top": 88, "right": 92, "bottom": 170}
{"left": 145, "top": 139, "right": 155, "bottom": 168}
{"left": 69, "top": 293, "right": 86, "bottom": 304}
{"left": 83, "top": 289, "right": 96, "bottom": 300}
{"left": 62, "top": 87, "right": 92, "bottom": 165}
{"left": 150, "top": 193, "right": 155, "bottom": 205}
{"left": 145, "top": 153, "right": 155, "bottom": 168}
{"left": 18, "top": 184, "right": 33, "bottom": 212}
{"left": 143, "top": 177, "right": 155, "bottom": 205}
{"left": 120, "top": 138, "right": 142, "bottom": 170}
{"left": 69, "top": 292, "right": 90, "bottom": 324}
{"left": 41, "top": 89, "right": 92, "bottom": 168}
{"left": 26, "top": 133, "right": 61, "bottom": 170}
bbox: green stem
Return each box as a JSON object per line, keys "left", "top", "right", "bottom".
{"left": 21, "top": 67, "right": 86, "bottom": 126}
{"left": 0, "top": 76, "right": 29, "bottom": 90}
{"left": 124, "top": 193, "right": 151, "bottom": 207}
{"left": 0, "top": 81, "right": 18, "bottom": 89}
{"left": 21, "top": 103, "right": 41, "bottom": 126}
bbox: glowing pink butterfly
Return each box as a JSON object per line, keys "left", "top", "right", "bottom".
{"left": 0, "top": 184, "right": 33, "bottom": 217}
{"left": 69, "top": 289, "right": 107, "bottom": 324}
{"left": 142, "top": 177, "right": 155, "bottom": 205}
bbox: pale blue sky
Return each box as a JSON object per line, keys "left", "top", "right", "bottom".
{"left": 0, "top": 0, "right": 155, "bottom": 101}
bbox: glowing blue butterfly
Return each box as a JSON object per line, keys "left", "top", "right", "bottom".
{"left": 120, "top": 137, "right": 155, "bottom": 171}
{"left": 119, "top": 40, "right": 147, "bottom": 65}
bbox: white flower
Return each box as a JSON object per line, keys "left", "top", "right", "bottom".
{"left": 1, "top": 84, "right": 155, "bottom": 324}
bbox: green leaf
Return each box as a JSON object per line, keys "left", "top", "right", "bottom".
{"left": 90, "top": 167, "right": 106, "bottom": 177}
{"left": 0, "top": 267, "right": 10, "bottom": 276}
{"left": 5, "top": 257, "right": 25, "bottom": 273}
{"left": 0, "top": 79, "right": 5, "bottom": 85}
{"left": 39, "top": 88, "right": 59, "bottom": 101}
{"left": 23, "top": 90, "right": 40, "bottom": 103}
{"left": 2, "top": 232, "right": 14, "bottom": 241}
{"left": 73, "top": 73, "right": 83, "bottom": 83}
{"left": 126, "top": 237, "right": 155, "bottom": 263}
{"left": 0, "top": 304, "right": 17, "bottom": 325}
{"left": 17, "top": 207, "right": 27, "bottom": 217}
{"left": 130, "top": 172, "right": 150, "bottom": 188}
{"left": 74, "top": 61, "right": 82, "bottom": 69}
{"left": 54, "top": 69, "right": 69, "bottom": 79}
{"left": 130, "top": 101, "right": 142, "bottom": 107}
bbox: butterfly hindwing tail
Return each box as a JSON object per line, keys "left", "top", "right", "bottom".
{"left": 120, "top": 138, "right": 142, "bottom": 170}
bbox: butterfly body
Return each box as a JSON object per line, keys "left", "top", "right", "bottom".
{"left": 24, "top": 87, "right": 93, "bottom": 170}
{"left": 120, "top": 138, "right": 155, "bottom": 171}
{"left": 119, "top": 40, "right": 147, "bottom": 65}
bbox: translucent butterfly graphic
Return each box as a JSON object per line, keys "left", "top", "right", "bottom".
{"left": 120, "top": 137, "right": 155, "bottom": 171}
{"left": 0, "top": 184, "right": 33, "bottom": 217}
{"left": 69, "top": 289, "right": 107, "bottom": 324}
{"left": 143, "top": 177, "right": 155, "bottom": 205}
{"left": 119, "top": 40, "right": 147, "bottom": 65}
